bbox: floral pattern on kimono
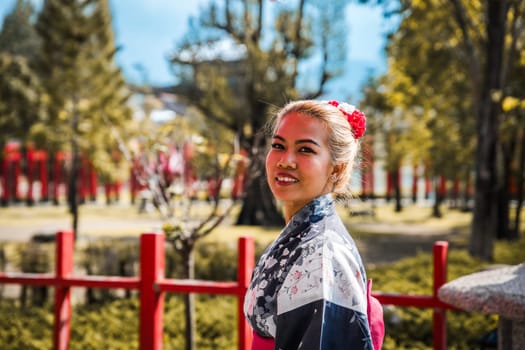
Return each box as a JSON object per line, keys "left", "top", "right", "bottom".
{"left": 244, "top": 194, "right": 373, "bottom": 349}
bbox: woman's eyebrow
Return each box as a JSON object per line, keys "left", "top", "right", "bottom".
{"left": 273, "top": 134, "right": 320, "bottom": 147}
{"left": 295, "top": 139, "right": 320, "bottom": 147}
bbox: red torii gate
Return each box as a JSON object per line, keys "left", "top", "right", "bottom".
{"left": 52, "top": 151, "right": 98, "bottom": 205}
{"left": 1, "top": 143, "right": 99, "bottom": 206}
{"left": 1, "top": 141, "right": 22, "bottom": 205}
{"left": 26, "top": 144, "right": 49, "bottom": 204}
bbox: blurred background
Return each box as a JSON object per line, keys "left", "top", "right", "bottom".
{"left": 1, "top": 1, "right": 525, "bottom": 349}
{"left": 1, "top": 0, "right": 524, "bottom": 257}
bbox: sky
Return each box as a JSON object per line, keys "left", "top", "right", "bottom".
{"left": 0, "top": 0, "right": 391, "bottom": 100}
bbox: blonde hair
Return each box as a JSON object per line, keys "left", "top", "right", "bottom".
{"left": 267, "top": 99, "right": 361, "bottom": 198}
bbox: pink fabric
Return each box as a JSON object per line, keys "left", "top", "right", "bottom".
{"left": 367, "top": 279, "right": 385, "bottom": 350}
{"left": 251, "top": 331, "right": 275, "bottom": 350}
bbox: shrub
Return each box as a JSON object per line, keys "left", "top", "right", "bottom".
{"left": 0, "top": 301, "right": 53, "bottom": 349}
{"left": 16, "top": 241, "right": 52, "bottom": 307}
{"left": 80, "top": 238, "right": 139, "bottom": 303}
{"left": 369, "top": 248, "right": 504, "bottom": 349}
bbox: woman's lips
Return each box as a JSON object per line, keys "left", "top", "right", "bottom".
{"left": 275, "top": 172, "right": 298, "bottom": 185}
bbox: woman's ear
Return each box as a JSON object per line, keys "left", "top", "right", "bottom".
{"left": 331, "top": 163, "right": 346, "bottom": 182}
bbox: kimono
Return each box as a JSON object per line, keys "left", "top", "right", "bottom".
{"left": 244, "top": 194, "right": 380, "bottom": 350}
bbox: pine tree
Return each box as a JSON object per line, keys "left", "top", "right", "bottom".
{"left": 0, "top": 0, "right": 41, "bottom": 59}
{"left": 0, "top": 0, "right": 43, "bottom": 146}
{"left": 34, "top": 0, "right": 131, "bottom": 238}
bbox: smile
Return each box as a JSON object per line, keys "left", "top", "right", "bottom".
{"left": 276, "top": 176, "right": 298, "bottom": 183}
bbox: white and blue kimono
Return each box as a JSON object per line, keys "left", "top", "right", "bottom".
{"left": 244, "top": 194, "right": 375, "bottom": 350}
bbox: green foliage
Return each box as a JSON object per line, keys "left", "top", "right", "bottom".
{"left": 80, "top": 239, "right": 138, "bottom": 303}
{"left": 33, "top": 0, "right": 132, "bottom": 182}
{"left": 0, "top": 295, "right": 236, "bottom": 350}
{"left": 195, "top": 296, "right": 236, "bottom": 349}
{"left": 362, "top": 0, "right": 477, "bottom": 180}
{"left": 13, "top": 241, "right": 52, "bottom": 306}
{"left": 0, "top": 53, "right": 45, "bottom": 146}
{"left": 0, "top": 301, "right": 53, "bottom": 349}
{"left": 194, "top": 242, "right": 238, "bottom": 281}
{"left": 16, "top": 242, "right": 52, "bottom": 274}
{"left": 0, "top": 0, "right": 41, "bottom": 59}
{"left": 0, "top": 1, "right": 44, "bottom": 146}
{"left": 70, "top": 298, "right": 140, "bottom": 349}
{"left": 494, "top": 237, "right": 525, "bottom": 265}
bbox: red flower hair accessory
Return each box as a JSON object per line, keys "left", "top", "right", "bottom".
{"left": 327, "top": 100, "right": 366, "bottom": 139}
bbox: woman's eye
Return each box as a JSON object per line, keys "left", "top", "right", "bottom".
{"left": 299, "top": 146, "right": 315, "bottom": 153}
{"left": 271, "top": 143, "right": 284, "bottom": 150}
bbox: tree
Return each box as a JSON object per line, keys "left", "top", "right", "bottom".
{"left": 34, "top": 0, "right": 132, "bottom": 239}
{"left": 0, "top": 54, "right": 44, "bottom": 147}
{"left": 448, "top": 0, "right": 524, "bottom": 259}
{"left": 170, "top": 0, "right": 353, "bottom": 228}
{"left": 0, "top": 0, "right": 41, "bottom": 59}
{"left": 0, "top": 0, "right": 44, "bottom": 147}
{"left": 368, "top": 0, "right": 525, "bottom": 260}
{"left": 113, "top": 100, "right": 238, "bottom": 350}
{"left": 384, "top": 1, "right": 476, "bottom": 216}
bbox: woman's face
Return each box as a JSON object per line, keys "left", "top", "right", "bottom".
{"left": 266, "top": 112, "right": 336, "bottom": 219}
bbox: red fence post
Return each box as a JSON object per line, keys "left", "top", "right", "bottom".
{"left": 433, "top": 241, "right": 448, "bottom": 350}
{"left": 26, "top": 145, "right": 34, "bottom": 205}
{"left": 54, "top": 230, "right": 74, "bottom": 350}
{"left": 140, "top": 233, "right": 165, "bottom": 350}
{"left": 237, "top": 236, "right": 254, "bottom": 350}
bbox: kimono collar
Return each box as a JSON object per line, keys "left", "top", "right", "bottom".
{"left": 286, "top": 194, "right": 335, "bottom": 229}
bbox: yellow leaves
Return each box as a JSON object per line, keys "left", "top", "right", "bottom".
{"left": 58, "top": 109, "right": 69, "bottom": 121}
{"left": 77, "top": 98, "right": 91, "bottom": 112}
{"left": 490, "top": 89, "right": 503, "bottom": 103}
{"left": 502, "top": 96, "right": 525, "bottom": 112}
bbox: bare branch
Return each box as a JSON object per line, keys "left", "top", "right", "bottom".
{"left": 304, "top": 34, "right": 329, "bottom": 99}
{"left": 448, "top": 0, "right": 482, "bottom": 87}
{"left": 290, "top": 0, "right": 306, "bottom": 82}
{"left": 254, "top": 0, "right": 264, "bottom": 43}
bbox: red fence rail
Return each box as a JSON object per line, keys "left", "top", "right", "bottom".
{"left": 0, "top": 231, "right": 453, "bottom": 350}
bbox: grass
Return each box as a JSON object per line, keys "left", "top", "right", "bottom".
{"left": 4, "top": 198, "right": 523, "bottom": 247}
{"left": 0, "top": 199, "right": 474, "bottom": 231}
{"left": 0, "top": 198, "right": 477, "bottom": 246}
{"left": 342, "top": 200, "right": 472, "bottom": 228}
{"left": 0, "top": 200, "right": 279, "bottom": 245}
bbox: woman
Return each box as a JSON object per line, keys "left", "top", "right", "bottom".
{"left": 244, "top": 100, "right": 383, "bottom": 350}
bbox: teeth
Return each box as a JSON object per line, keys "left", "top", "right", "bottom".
{"left": 276, "top": 176, "right": 298, "bottom": 183}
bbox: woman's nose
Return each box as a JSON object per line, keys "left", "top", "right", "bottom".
{"left": 277, "top": 151, "right": 297, "bottom": 169}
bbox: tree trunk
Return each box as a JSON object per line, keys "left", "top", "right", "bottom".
{"left": 432, "top": 177, "right": 443, "bottom": 218}
{"left": 496, "top": 132, "right": 516, "bottom": 239}
{"left": 469, "top": 0, "right": 507, "bottom": 260}
{"left": 182, "top": 244, "right": 195, "bottom": 350}
{"left": 461, "top": 169, "right": 472, "bottom": 212}
{"left": 411, "top": 165, "right": 418, "bottom": 204}
{"left": 512, "top": 130, "right": 525, "bottom": 239}
{"left": 236, "top": 149, "right": 284, "bottom": 227}
{"left": 393, "top": 169, "right": 402, "bottom": 212}
{"left": 68, "top": 99, "right": 80, "bottom": 241}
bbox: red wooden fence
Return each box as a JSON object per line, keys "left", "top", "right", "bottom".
{"left": 0, "top": 231, "right": 453, "bottom": 350}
